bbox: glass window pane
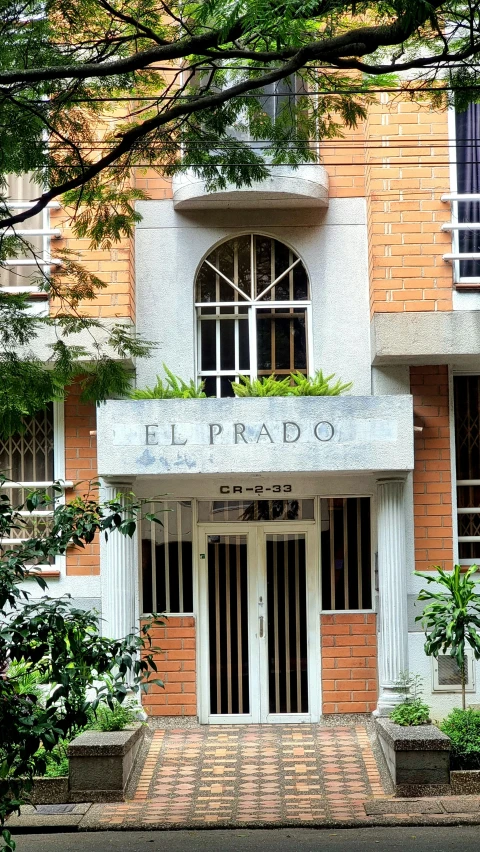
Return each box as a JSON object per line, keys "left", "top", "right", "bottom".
{"left": 141, "top": 502, "right": 193, "bottom": 614}
{"left": 320, "top": 498, "right": 371, "bottom": 611}
{"left": 237, "top": 236, "right": 251, "bottom": 296}
{"left": 196, "top": 262, "right": 216, "bottom": 302}
{"left": 198, "top": 499, "right": 314, "bottom": 523}
{"left": 220, "top": 320, "right": 235, "bottom": 370}
{"left": 238, "top": 316, "right": 250, "bottom": 371}
{"left": 200, "top": 319, "right": 216, "bottom": 371}
{"left": 220, "top": 376, "right": 236, "bottom": 397}
{"left": 255, "top": 236, "right": 272, "bottom": 297}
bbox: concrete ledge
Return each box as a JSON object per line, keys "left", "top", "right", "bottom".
{"left": 172, "top": 165, "right": 329, "bottom": 209}
{"left": 371, "top": 310, "right": 480, "bottom": 366}
{"left": 67, "top": 724, "right": 144, "bottom": 800}
{"left": 30, "top": 777, "right": 69, "bottom": 805}
{"left": 451, "top": 770, "right": 480, "bottom": 795}
{"left": 376, "top": 718, "right": 451, "bottom": 792}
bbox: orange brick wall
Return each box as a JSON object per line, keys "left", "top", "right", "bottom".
{"left": 64, "top": 383, "right": 99, "bottom": 576}
{"left": 142, "top": 617, "right": 197, "bottom": 716}
{"left": 321, "top": 613, "right": 377, "bottom": 713}
{"left": 366, "top": 96, "right": 453, "bottom": 315}
{"left": 411, "top": 365, "right": 454, "bottom": 572}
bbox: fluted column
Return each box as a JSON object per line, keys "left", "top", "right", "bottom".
{"left": 375, "top": 478, "right": 409, "bottom": 715}
{"left": 101, "top": 480, "right": 138, "bottom": 642}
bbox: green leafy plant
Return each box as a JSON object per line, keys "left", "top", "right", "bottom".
{"left": 388, "top": 671, "right": 431, "bottom": 726}
{"left": 231, "top": 371, "right": 352, "bottom": 397}
{"left": 289, "top": 371, "right": 353, "bottom": 396}
{"left": 0, "top": 481, "right": 165, "bottom": 850}
{"left": 440, "top": 708, "right": 480, "bottom": 770}
{"left": 416, "top": 565, "right": 480, "bottom": 709}
{"left": 87, "top": 700, "right": 138, "bottom": 732}
{"left": 35, "top": 742, "right": 70, "bottom": 778}
{"left": 129, "top": 365, "right": 206, "bottom": 399}
{"left": 231, "top": 375, "right": 292, "bottom": 397}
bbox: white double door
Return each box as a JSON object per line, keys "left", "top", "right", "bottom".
{"left": 198, "top": 524, "right": 320, "bottom": 724}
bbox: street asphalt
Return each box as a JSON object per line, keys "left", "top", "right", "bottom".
{"left": 11, "top": 828, "right": 480, "bottom": 852}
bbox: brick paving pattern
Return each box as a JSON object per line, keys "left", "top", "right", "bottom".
{"left": 96, "top": 724, "right": 386, "bottom": 828}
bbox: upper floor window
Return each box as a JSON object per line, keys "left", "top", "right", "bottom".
{"left": 454, "top": 375, "right": 480, "bottom": 564}
{"left": 452, "top": 103, "right": 480, "bottom": 282}
{"left": 195, "top": 234, "right": 311, "bottom": 398}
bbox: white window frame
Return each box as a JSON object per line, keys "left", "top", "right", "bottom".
{"left": 432, "top": 651, "right": 476, "bottom": 694}
{"left": 449, "top": 370, "right": 480, "bottom": 566}
{"left": 195, "top": 233, "right": 313, "bottom": 397}
{"left": 443, "top": 105, "right": 480, "bottom": 286}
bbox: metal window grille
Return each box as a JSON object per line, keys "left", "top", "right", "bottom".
{"left": 320, "top": 497, "right": 372, "bottom": 610}
{"left": 197, "top": 499, "right": 315, "bottom": 523}
{"left": 442, "top": 103, "right": 480, "bottom": 284}
{"left": 196, "top": 234, "right": 310, "bottom": 398}
{"left": 453, "top": 375, "right": 480, "bottom": 563}
{"left": 0, "top": 405, "right": 56, "bottom": 555}
{"left": 141, "top": 501, "right": 194, "bottom": 614}
{"left": 432, "top": 653, "right": 475, "bottom": 692}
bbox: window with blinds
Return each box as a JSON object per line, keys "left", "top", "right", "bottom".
{"left": 141, "top": 501, "right": 194, "bottom": 614}
{"left": 454, "top": 375, "right": 480, "bottom": 562}
{"left": 320, "top": 497, "right": 372, "bottom": 611}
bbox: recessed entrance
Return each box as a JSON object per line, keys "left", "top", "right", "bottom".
{"left": 198, "top": 513, "right": 319, "bottom": 723}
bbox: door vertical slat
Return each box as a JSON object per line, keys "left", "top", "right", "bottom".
{"left": 215, "top": 542, "right": 222, "bottom": 713}
{"left": 225, "top": 542, "right": 232, "bottom": 714}
{"left": 284, "top": 536, "right": 291, "bottom": 713}
{"left": 273, "top": 535, "right": 281, "bottom": 714}
{"left": 295, "top": 535, "right": 302, "bottom": 711}
{"left": 236, "top": 535, "right": 243, "bottom": 713}
{"left": 343, "top": 499, "right": 349, "bottom": 609}
{"left": 357, "top": 500, "right": 363, "bottom": 609}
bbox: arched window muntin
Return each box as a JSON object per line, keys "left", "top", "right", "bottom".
{"left": 195, "top": 233, "right": 311, "bottom": 398}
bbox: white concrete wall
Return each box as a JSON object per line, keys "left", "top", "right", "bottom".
{"left": 135, "top": 198, "right": 371, "bottom": 394}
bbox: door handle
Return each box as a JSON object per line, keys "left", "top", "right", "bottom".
{"left": 259, "top": 615, "right": 264, "bottom": 638}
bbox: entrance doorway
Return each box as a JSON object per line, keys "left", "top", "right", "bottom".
{"left": 198, "top": 523, "right": 319, "bottom": 723}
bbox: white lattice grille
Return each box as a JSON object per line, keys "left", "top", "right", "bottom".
{"left": 0, "top": 405, "right": 55, "bottom": 543}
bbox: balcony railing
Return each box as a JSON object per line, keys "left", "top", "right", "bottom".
{"left": 442, "top": 193, "right": 480, "bottom": 286}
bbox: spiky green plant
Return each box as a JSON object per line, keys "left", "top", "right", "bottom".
{"left": 129, "top": 365, "right": 206, "bottom": 399}
{"left": 289, "top": 371, "right": 353, "bottom": 396}
{"left": 231, "top": 371, "right": 352, "bottom": 397}
{"left": 230, "top": 375, "right": 292, "bottom": 397}
{"left": 417, "top": 565, "right": 480, "bottom": 710}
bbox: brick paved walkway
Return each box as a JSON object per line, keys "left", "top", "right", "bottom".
{"left": 95, "top": 724, "right": 387, "bottom": 828}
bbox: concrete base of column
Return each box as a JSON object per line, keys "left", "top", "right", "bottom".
{"left": 373, "top": 688, "right": 406, "bottom": 716}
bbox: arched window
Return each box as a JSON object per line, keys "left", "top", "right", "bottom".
{"left": 196, "top": 234, "right": 311, "bottom": 397}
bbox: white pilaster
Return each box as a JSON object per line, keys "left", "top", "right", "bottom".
{"left": 101, "top": 480, "right": 138, "bottom": 641}
{"left": 375, "top": 478, "right": 409, "bottom": 715}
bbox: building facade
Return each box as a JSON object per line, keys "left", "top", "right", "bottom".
{"left": 4, "top": 95, "right": 480, "bottom": 722}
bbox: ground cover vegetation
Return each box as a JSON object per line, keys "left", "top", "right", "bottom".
{"left": 0, "top": 481, "right": 163, "bottom": 851}
{"left": 1, "top": 1, "right": 480, "bottom": 433}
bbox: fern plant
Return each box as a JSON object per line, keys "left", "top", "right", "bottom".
{"left": 231, "top": 375, "right": 292, "bottom": 397}
{"left": 231, "top": 371, "right": 352, "bottom": 397}
{"left": 290, "top": 370, "right": 353, "bottom": 396}
{"left": 129, "top": 365, "right": 206, "bottom": 399}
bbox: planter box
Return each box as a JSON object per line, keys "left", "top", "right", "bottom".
{"left": 30, "top": 776, "right": 69, "bottom": 805}
{"left": 67, "top": 723, "right": 144, "bottom": 802}
{"left": 451, "top": 770, "right": 480, "bottom": 794}
{"left": 376, "top": 717, "right": 451, "bottom": 796}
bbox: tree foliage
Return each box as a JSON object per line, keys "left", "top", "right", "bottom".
{"left": 1, "top": 0, "right": 480, "bottom": 433}
{"left": 0, "top": 481, "right": 164, "bottom": 850}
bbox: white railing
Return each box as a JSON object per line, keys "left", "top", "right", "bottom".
{"left": 441, "top": 193, "right": 480, "bottom": 284}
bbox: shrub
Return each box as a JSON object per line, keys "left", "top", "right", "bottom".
{"left": 389, "top": 701, "right": 431, "bottom": 726}
{"left": 35, "top": 742, "right": 69, "bottom": 778}
{"left": 129, "top": 365, "right": 206, "bottom": 399}
{"left": 440, "top": 708, "right": 480, "bottom": 770}
{"left": 88, "top": 701, "right": 137, "bottom": 732}
{"left": 388, "top": 671, "right": 431, "bottom": 726}
{"left": 231, "top": 371, "right": 352, "bottom": 397}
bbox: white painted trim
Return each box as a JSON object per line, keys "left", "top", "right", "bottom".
{"left": 53, "top": 400, "right": 66, "bottom": 575}
{"left": 448, "top": 367, "right": 460, "bottom": 566}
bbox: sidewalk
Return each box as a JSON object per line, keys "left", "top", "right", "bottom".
{"left": 7, "top": 722, "right": 480, "bottom": 832}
